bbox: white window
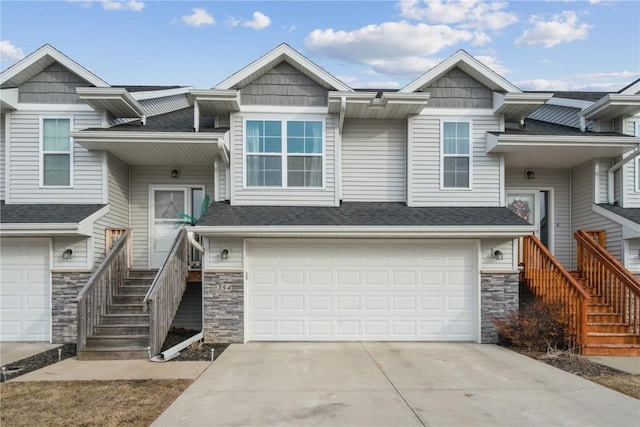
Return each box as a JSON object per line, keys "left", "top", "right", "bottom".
{"left": 40, "top": 117, "right": 72, "bottom": 187}
{"left": 441, "top": 121, "right": 472, "bottom": 189}
{"left": 245, "top": 119, "right": 323, "bottom": 188}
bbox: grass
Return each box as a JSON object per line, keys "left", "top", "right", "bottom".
{"left": 0, "top": 379, "right": 192, "bottom": 427}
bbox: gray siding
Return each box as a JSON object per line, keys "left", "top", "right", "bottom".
{"left": 129, "top": 166, "right": 214, "bottom": 269}
{"left": 420, "top": 68, "right": 492, "bottom": 109}
{"left": 571, "top": 160, "right": 623, "bottom": 267}
{"left": 410, "top": 114, "right": 501, "bottom": 206}
{"left": 18, "top": 63, "right": 90, "bottom": 104}
{"left": 0, "top": 113, "right": 5, "bottom": 201}
{"left": 624, "top": 157, "right": 640, "bottom": 208}
{"left": 528, "top": 104, "right": 581, "bottom": 129}
{"left": 505, "top": 168, "right": 571, "bottom": 267}
{"left": 7, "top": 110, "right": 104, "bottom": 203}
{"left": 240, "top": 63, "right": 328, "bottom": 106}
{"left": 342, "top": 119, "right": 406, "bottom": 202}
{"left": 216, "top": 161, "right": 227, "bottom": 201}
{"left": 139, "top": 94, "right": 191, "bottom": 117}
{"left": 231, "top": 114, "right": 338, "bottom": 206}
{"left": 92, "top": 153, "right": 130, "bottom": 267}
{"left": 53, "top": 236, "right": 89, "bottom": 269}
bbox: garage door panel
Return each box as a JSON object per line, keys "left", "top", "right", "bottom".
{"left": 247, "top": 240, "right": 477, "bottom": 341}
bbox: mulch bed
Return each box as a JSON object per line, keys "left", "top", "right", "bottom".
{"left": 1, "top": 329, "right": 228, "bottom": 382}
{"left": 510, "top": 347, "right": 627, "bottom": 377}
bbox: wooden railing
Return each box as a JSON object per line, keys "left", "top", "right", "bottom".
{"left": 144, "top": 228, "right": 190, "bottom": 357}
{"left": 582, "top": 230, "right": 606, "bottom": 248}
{"left": 575, "top": 230, "right": 640, "bottom": 336}
{"left": 521, "top": 234, "right": 591, "bottom": 352}
{"left": 77, "top": 229, "right": 131, "bottom": 352}
{"left": 106, "top": 228, "right": 127, "bottom": 253}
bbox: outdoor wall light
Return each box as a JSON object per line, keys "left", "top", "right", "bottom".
{"left": 62, "top": 249, "right": 73, "bottom": 260}
{"left": 221, "top": 249, "right": 229, "bottom": 260}
{"left": 493, "top": 250, "right": 503, "bottom": 261}
{"left": 171, "top": 169, "right": 179, "bottom": 179}
{"left": 526, "top": 170, "right": 535, "bottom": 180}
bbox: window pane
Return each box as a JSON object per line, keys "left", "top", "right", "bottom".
{"left": 287, "top": 121, "right": 304, "bottom": 138}
{"left": 43, "top": 118, "right": 70, "bottom": 151}
{"left": 288, "top": 138, "right": 304, "bottom": 153}
{"left": 246, "top": 121, "right": 282, "bottom": 153}
{"left": 154, "top": 190, "right": 185, "bottom": 219}
{"left": 43, "top": 154, "right": 70, "bottom": 186}
{"left": 443, "top": 157, "right": 469, "bottom": 188}
{"left": 247, "top": 155, "right": 282, "bottom": 187}
{"left": 246, "top": 121, "right": 261, "bottom": 152}
{"left": 288, "top": 171, "right": 304, "bottom": 187}
{"left": 287, "top": 156, "right": 322, "bottom": 187}
{"left": 443, "top": 122, "right": 469, "bottom": 154}
{"left": 264, "top": 121, "right": 281, "bottom": 137}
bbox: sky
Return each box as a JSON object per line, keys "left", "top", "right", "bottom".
{"left": 1, "top": 0, "right": 639, "bottom": 92}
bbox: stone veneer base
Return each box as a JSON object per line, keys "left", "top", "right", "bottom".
{"left": 203, "top": 271, "right": 244, "bottom": 343}
{"left": 51, "top": 271, "right": 93, "bottom": 344}
{"left": 480, "top": 272, "right": 519, "bottom": 343}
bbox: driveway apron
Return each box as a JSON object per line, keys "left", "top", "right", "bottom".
{"left": 152, "top": 342, "right": 640, "bottom": 427}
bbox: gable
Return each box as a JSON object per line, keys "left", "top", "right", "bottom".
{"left": 241, "top": 62, "right": 328, "bottom": 106}
{"left": 19, "top": 63, "right": 92, "bottom": 104}
{"left": 420, "top": 67, "right": 493, "bottom": 108}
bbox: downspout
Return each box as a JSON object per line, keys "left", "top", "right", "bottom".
{"left": 608, "top": 146, "right": 640, "bottom": 204}
{"left": 338, "top": 96, "right": 346, "bottom": 135}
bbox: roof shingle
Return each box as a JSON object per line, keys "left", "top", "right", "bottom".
{"left": 0, "top": 201, "right": 106, "bottom": 223}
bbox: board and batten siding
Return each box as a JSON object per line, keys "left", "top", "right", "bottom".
{"left": 92, "top": 153, "right": 130, "bottom": 267}
{"left": 419, "top": 68, "right": 493, "bottom": 109}
{"left": 1, "top": 113, "right": 5, "bottom": 201}
{"left": 231, "top": 114, "right": 338, "bottom": 206}
{"left": 505, "top": 168, "right": 571, "bottom": 267}
{"left": 129, "top": 166, "right": 214, "bottom": 270}
{"left": 571, "top": 160, "right": 623, "bottom": 267}
{"left": 18, "top": 63, "right": 90, "bottom": 104}
{"left": 410, "top": 114, "right": 501, "bottom": 206}
{"left": 342, "top": 119, "right": 406, "bottom": 202}
{"left": 7, "top": 109, "right": 104, "bottom": 203}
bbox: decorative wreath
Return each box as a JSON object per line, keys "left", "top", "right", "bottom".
{"left": 509, "top": 199, "right": 531, "bottom": 222}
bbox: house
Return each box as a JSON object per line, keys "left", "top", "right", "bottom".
{"left": 1, "top": 44, "right": 639, "bottom": 358}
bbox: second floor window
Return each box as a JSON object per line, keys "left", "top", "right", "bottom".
{"left": 441, "top": 121, "right": 471, "bottom": 189}
{"left": 41, "top": 118, "right": 72, "bottom": 186}
{"left": 246, "top": 119, "right": 323, "bottom": 188}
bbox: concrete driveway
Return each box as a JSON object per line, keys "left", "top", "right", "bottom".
{"left": 153, "top": 342, "right": 639, "bottom": 427}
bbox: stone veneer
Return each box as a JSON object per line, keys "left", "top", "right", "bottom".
{"left": 51, "top": 270, "right": 93, "bottom": 344}
{"left": 480, "top": 271, "right": 519, "bottom": 343}
{"left": 203, "top": 271, "right": 244, "bottom": 343}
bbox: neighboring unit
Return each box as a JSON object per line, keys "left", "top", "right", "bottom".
{"left": 1, "top": 44, "right": 638, "bottom": 358}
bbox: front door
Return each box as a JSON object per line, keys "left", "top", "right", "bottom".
{"left": 150, "top": 188, "right": 187, "bottom": 268}
{"left": 506, "top": 189, "right": 553, "bottom": 250}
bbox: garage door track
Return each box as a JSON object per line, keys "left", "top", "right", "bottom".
{"left": 153, "top": 342, "right": 639, "bottom": 426}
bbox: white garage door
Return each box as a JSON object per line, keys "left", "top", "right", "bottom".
{"left": 247, "top": 239, "right": 478, "bottom": 341}
{"left": 0, "top": 240, "right": 51, "bottom": 341}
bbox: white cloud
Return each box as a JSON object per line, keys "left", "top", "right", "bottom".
{"left": 226, "top": 16, "right": 240, "bottom": 27}
{"left": 399, "top": 0, "right": 518, "bottom": 31}
{"left": 515, "top": 11, "right": 590, "bottom": 48}
{"left": 242, "top": 11, "right": 271, "bottom": 30}
{"left": 336, "top": 75, "right": 401, "bottom": 89}
{"left": 282, "top": 25, "right": 297, "bottom": 33}
{"left": 474, "top": 55, "right": 511, "bottom": 75}
{"left": 101, "top": 0, "right": 144, "bottom": 12}
{"left": 181, "top": 8, "right": 215, "bottom": 27}
{"left": 0, "top": 40, "right": 24, "bottom": 63}
{"left": 516, "top": 70, "right": 640, "bottom": 91}
{"left": 367, "top": 56, "right": 443, "bottom": 77}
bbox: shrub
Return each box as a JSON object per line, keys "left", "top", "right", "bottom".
{"left": 493, "top": 299, "right": 570, "bottom": 351}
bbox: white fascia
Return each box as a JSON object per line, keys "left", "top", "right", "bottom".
{"left": 76, "top": 87, "right": 146, "bottom": 118}
{"left": 486, "top": 132, "right": 639, "bottom": 153}
{"left": 546, "top": 97, "right": 594, "bottom": 109}
{"left": 192, "top": 225, "right": 535, "bottom": 238}
{"left": 580, "top": 94, "right": 640, "bottom": 121}
{"left": 592, "top": 204, "right": 640, "bottom": 237}
{"left": 70, "top": 130, "right": 225, "bottom": 144}
{"left": 0, "top": 88, "right": 19, "bottom": 110}
{"left": 78, "top": 205, "right": 110, "bottom": 235}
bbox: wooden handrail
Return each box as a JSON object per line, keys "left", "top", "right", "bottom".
{"left": 521, "top": 234, "right": 590, "bottom": 352}
{"left": 144, "top": 228, "right": 190, "bottom": 357}
{"left": 76, "top": 229, "right": 131, "bottom": 351}
{"left": 575, "top": 230, "right": 640, "bottom": 336}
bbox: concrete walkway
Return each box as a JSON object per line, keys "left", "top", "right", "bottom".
{"left": 9, "top": 358, "right": 211, "bottom": 381}
{"left": 153, "top": 342, "right": 640, "bottom": 427}
{"left": 588, "top": 356, "right": 640, "bottom": 375}
{"left": 0, "top": 342, "right": 61, "bottom": 366}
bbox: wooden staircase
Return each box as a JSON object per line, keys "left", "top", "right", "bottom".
{"left": 78, "top": 271, "right": 155, "bottom": 360}
{"left": 521, "top": 230, "right": 640, "bottom": 356}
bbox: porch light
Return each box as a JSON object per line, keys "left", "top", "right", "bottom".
{"left": 221, "top": 249, "right": 229, "bottom": 260}
{"left": 63, "top": 249, "right": 73, "bottom": 260}
{"left": 493, "top": 250, "right": 503, "bottom": 261}
{"left": 526, "top": 170, "right": 535, "bottom": 180}
{"left": 171, "top": 169, "right": 179, "bottom": 179}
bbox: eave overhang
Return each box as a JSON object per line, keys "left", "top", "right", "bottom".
{"left": 0, "top": 88, "right": 19, "bottom": 110}
{"left": 190, "top": 89, "right": 240, "bottom": 115}
{"left": 580, "top": 94, "right": 640, "bottom": 121}
{"left": 77, "top": 87, "right": 146, "bottom": 120}
{"left": 192, "top": 225, "right": 535, "bottom": 238}
{"left": 328, "top": 91, "right": 430, "bottom": 120}
{"left": 70, "top": 130, "right": 227, "bottom": 167}
{"left": 0, "top": 205, "right": 109, "bottom": 237}
{"left": 592, "top": 204, "right": 640, "bottom": 238}
{"left": 487, "top": 133, "right": 640, "bottom": 168}
{"left": 493, "top": 92, "right": 553, "bottom": 122}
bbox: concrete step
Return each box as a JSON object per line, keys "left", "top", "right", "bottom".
{"left": 106, "top": 304, "right": 146, "bottom": 315}
{"left": 112, "top": 294, "right": 145, "bottom": 305}
{"left": 86, "top": 334, "right": 149, "bottom": 348}
{"left": 100, "top": 313, "right": 149, "bottom": 324}
{"left": 582, "top": 344, "right": 640, "bottom": 356}
{"left": 94, "top": 324, "right": 149, "bottom": 335}
{"left": 77, "top": 346, "right": 149, "bottom": 360}
{"left": 585, "top": 333, "right": 640, "bottom": 345}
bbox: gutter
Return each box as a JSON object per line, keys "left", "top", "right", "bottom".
{"left": 608, "top": 147, "right": 640, "bottom": 204}
{"left": 150, "top": 331, "right": 204, "bottom": 362}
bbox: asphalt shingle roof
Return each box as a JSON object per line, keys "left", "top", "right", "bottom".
{"left": 494, "top": 119, "right": 627, "bottom": 137}
{"left": 525, "top": 91, "right": 609, "bottom": 102}
{"left": 0, "top": 201, "right": 106, "bottom": 223}
{"left": 597, "top": 204, "right": 640, "bottom": 225}
{"left": 197, "top": 202, "right": 530, "bottom": 227}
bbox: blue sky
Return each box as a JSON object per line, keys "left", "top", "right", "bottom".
{"left": 1, "top": 1, "right": 639, "bottom": 91}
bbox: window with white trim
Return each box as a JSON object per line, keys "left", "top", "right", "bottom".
{"left": 41, "top": 118, "right": 72, "bottom": 186}
{"left": 245, "top": 119, "right": 323, "bottom": 187}
{"left": 441, "top": 121, "right": 471, "bottom": 188}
